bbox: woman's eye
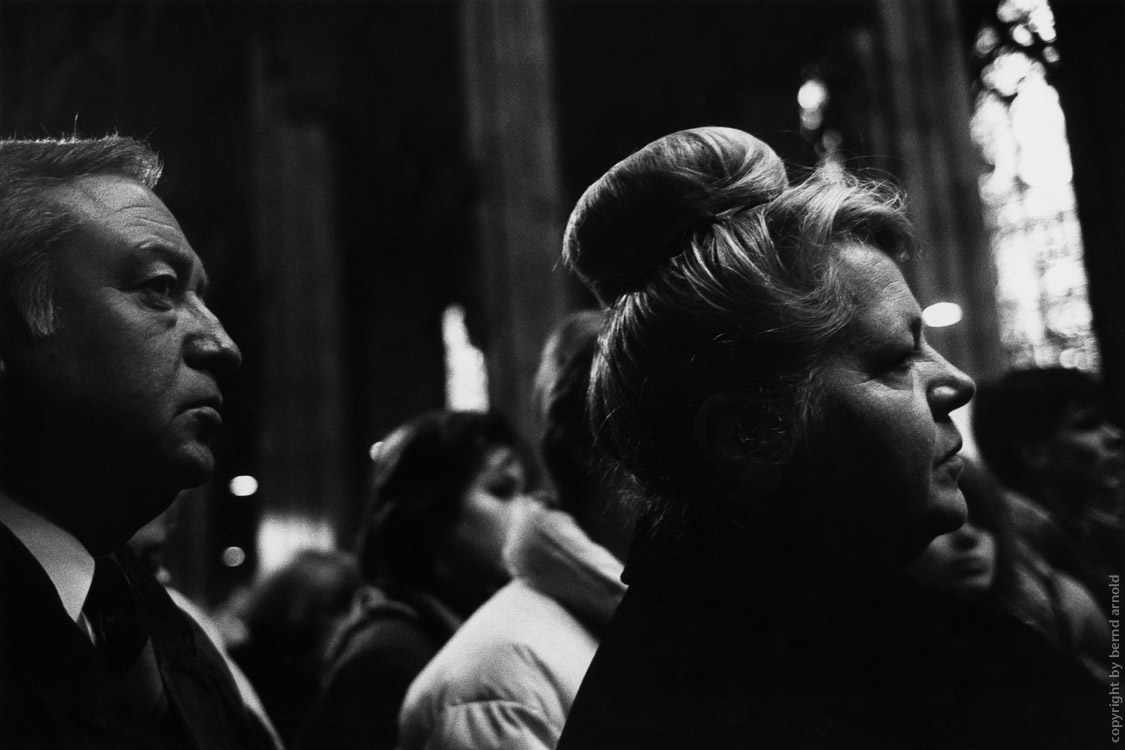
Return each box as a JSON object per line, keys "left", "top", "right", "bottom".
{"left": 880, "top": 349, "right": 916, "bottom": 381}
{"left": 487, "top": 476, "right": 520, "bottom": 500}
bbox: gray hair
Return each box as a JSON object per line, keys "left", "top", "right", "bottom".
{"left": 0, "top": 135, "right": 163, "bottom": 337}
{"left": 564, "top": 127, "right": 914, "bottom": 532}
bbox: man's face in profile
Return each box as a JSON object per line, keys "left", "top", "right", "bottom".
{"left": 9, "top": 175, "right": 241, "bottom": 520}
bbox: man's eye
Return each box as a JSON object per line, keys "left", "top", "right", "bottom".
{"left": 888, "top": 354, "right": 912, "bottom": 372}
{"left": 141, "top": 276, "right": 178, "bottom": 306}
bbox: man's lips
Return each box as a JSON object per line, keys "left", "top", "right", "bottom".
{"left": 183, "top": 397, "right": 224, "bottom": 431}
{"left": 190, "top": 405, "right": 222, "bottom": 423}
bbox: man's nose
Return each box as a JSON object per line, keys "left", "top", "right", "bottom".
{"left": 185, "top": 300, "right": 242, "bottom": 375}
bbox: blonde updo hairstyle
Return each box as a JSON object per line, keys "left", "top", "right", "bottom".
{"left": 564, "top": 127, "right": 914, "bottom": 531}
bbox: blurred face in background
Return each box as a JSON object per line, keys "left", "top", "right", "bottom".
{"left": 904, "top": 519, "right": 998, "bottom": 598}
{"left": 1036, "top": 402, "right": 1125, "bottom": 515}
{"left": 444, "top": 445, "right": 531, "bottom": 590}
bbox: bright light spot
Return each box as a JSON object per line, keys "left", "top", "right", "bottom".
{"left": 821, "top": 129, "right": 844, "bottom": 151}
{"left": 974, "top": 26, "right": 1000, "bottom": 57}
{"left": 922, "top": 302, "right": 963, "bottom": 328}
{"left": 256, "top": 513, "right": 335, "bottom": 575}
{"left": 797, "top": 78, "right": 828, "bottom": 112}
{"left": 1028, "top": 2, "right": 1056, "bottom": 42}
{"left": 800, "top": 109, "right": 824, "bottom": 132}
{"left": 1059, "top": 347, "right": 1089, "bottom": 370}
{"left": 443, "top": 305, "right": 489, "bottom": 411}
{"left": 983, "top": 50, "right": 1034, "bottom": 98}
{"left": 996, "top": 0, "right": 1031, "bottom": 25}
{"left": 228, "top": 475, "right": 259, "bottom": 497}
{"left": 369, "top": 441, "right": 384, "bottom": 461}
{"left": 1043, "top": 260, "right": 1085, "bottom": 297}
{"left": 1011, "top": 76, "right": 1072, "bottom": 186}
{"left": 221, "top": 546, "right": 246, "bottom": 567}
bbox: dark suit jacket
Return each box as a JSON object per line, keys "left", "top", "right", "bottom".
{"left": 0, "top": 523, "right": 273, "bottom": 749}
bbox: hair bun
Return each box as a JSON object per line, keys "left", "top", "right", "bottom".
{"left": 563, "top": 127, "right": 787, "bottom": 303}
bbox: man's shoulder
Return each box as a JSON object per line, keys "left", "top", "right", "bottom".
{"left": 0, "top": 521, "right": 80, "bottom": 648}
{"left": 0, "top": 520, "right": 47, "bottom": 579}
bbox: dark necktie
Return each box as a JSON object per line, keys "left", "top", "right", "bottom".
{"left": 84, "top": 554, "right": 168, "bottom": 716}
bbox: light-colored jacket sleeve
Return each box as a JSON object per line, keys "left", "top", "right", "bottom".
{"left": 406, "top": 699, "right": 560, "bottom": 750}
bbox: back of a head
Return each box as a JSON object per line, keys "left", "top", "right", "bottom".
{"left": 536, "top": 310, "right": 604, "bottom": 519}
{"left": 563, "top": 126, "right": 913, "bottom": 533}
{"left": 0, "top": 135, "right": 163, "bottom": 338}
{"left": 240, "top": 549, "right": 362, "bottom": 654}
{"left": 356, "top": 409, "right": 525, "bottom": 592}
{"left": 973, "top": 367, "right": 1104, "bottom": 496}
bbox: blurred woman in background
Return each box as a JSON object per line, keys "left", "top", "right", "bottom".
{"left": 906, "top": 457, "right": 1109, "bottom": 682}
{"left": 297, "top": 409, "right": 537, "bottom": 750}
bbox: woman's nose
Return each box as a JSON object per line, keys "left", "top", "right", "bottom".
{"left": 927, "top": 349, "right": 975, "bottom": 416}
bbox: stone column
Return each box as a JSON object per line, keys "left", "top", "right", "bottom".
{"left": 459, "top": 0, "right": 569, "bottom": 440}
{"left": 873, "top": 0, "right": 1005, "bottom": 382}
{"left": 249, "top": 26, "right": 348, "bottom": 571}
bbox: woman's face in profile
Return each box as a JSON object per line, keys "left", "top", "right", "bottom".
{"left": 793, "top": 243, "right": 974, "bottom": 567}
{"left": 445, "top": 445, "right": 531, "bottom": 588}
{"left": 1041, "top": 402, "right": 1125, "bottom": 507}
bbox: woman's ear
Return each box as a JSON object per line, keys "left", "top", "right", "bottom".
{"left": 694, "top": 393, "right": 782, "bottom": 494}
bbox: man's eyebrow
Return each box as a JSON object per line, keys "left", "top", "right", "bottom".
{"left": 136, "top": 243, "right": 210, "bottom": 295}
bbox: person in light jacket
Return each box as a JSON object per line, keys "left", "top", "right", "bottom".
{"left": 398, "top": 310, "right": 633, "bottom": 750}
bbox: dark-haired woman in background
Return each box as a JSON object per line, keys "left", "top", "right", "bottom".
{"left": 554, "top": 127, "right": 1103, "bottom": 748}
{"left": 906, "top": 457, "right": 1110, "bottom": 683}
{"left": 297, "top": 409, "right": 537, "bottom": 750}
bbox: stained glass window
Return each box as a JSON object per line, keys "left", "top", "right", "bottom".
{"left": 970, "top": 0, "right": 1099, "bottom": 371}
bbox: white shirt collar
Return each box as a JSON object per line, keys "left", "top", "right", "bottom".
{"left": 0, "top": 489, "right": 95, "bottom": 623}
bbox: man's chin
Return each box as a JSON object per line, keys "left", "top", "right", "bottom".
{"left": 162, "top": 444, "right": 216, "bottom": 490}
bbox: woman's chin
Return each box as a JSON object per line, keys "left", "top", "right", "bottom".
{"left": 930, "top": 488, "right": 968, "bottom": 536}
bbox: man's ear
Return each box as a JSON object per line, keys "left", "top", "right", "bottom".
{"left": 694, "top": 393, "right": 783, "bottom": 494}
